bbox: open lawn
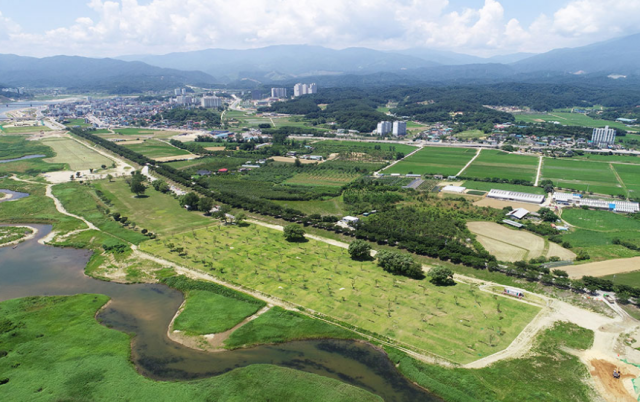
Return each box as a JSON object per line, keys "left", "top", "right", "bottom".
{"left": 122, "top": 140, "right": 191, "bottom": 159}
{"left": 0, "top": 125, "right": 51, "bottom": 134}
{"left": 612, "top": 163, "right": 640, "bottom": 197}
{"left": 542, "top": 158, "right": 624, "bottom": 196}
{"left": 273, "top": 197, "right": 346, "bottom": 216}
{"left": 386, "top": 147, "right": 477, "bottom": 176}
{"left": 461, "top": 181, "right": 547, "bottom": 195}
{"left": 514, "top": 111, "right": 632, "bottom": 131}
{"left": 141, "top": 223, "right": 540, "bottom": 364}
{"left": 42, "top": 137, "right": 112, "bottom": 171}
{"left": 463, "top": 150, "right": 538, "bottom": 182}
{"left": 95, "top": 178, "right": 213, "bottom": 235}
{"left": 562, "top": 208, "right": 640, "bottom": 232}
{"left": 0, "top": 294, "right": 380, "bottom": 402}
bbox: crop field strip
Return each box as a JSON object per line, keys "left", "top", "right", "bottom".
{"left": 542, "top": 158, "right": 627, "bottom": 196}
{"left": 462, "top": 150, "right": 538, "bottom": 182}
{"left": 385, "top": 146, "right": 477, "bottom": 176}
{"left": 122, "top": 139, "right": 191, "bottom": 159}
{"left": 141, "top": 223, "right": 540, "bottom": 364}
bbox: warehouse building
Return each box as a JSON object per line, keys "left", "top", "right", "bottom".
{"left": 552, "top": 192, "right": 640, "bottom": 213}
{"left": 487, "top": 189, "right": 545, "bottom": 204}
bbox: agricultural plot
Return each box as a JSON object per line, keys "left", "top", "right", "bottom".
{"left": 312, "top": 141, "right": 417, "bottom": 160}
{"left": 273, "top": 197, "right": 346, "bottom": 216}
{"left": 468, "top": 222, "right": 575, "bottom": 262}
{"left": 575, "top": 153, "right": 640, "bottom": 164}
{"left": 514, "top": 112, "right": 631, "bottom": 131}
{"left": 0, "top": 125, "right": 51, "bottom": 134}
{"left": 542, "top": 158, "right": 624, "bottom": 196}
{"left": 141, "top": 224, "right": 540, "bottom": 364}
{"left": 462, "top": 150, "right": 538, "bottom": 182}
{"left": 65, "top": 118, "right": 92, "bottom": 127}
{"left": 122, "top": 139, "right": 191, "bottom": 160}
{"left": 385, "top": 147, "right": 477, "bottom": 176}
{"left": 461, "top": 181, "right": 547, "bottom": 195}
{"left": 285, "top": 171, "right": 362, "bottom": 187}
{"left": 41, "top": 137, "right": 112, "bottom": 171}
{"left": 454, "top": 130, "right": 485, "bottom": 139}
{"left": 612, "top": 163, "right": 640, "bottom": 197}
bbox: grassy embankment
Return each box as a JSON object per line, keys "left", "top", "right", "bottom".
{"left": 0, "top": 135, "right": 65, "bottom": 175}
{"left": 141, "top": 222, "right": 540, "bottom": 365}
{"left": 388, "top": 321, "right": 595, "bottom": 402}
{"left": 385, "top": 146, "right": 477, "bottom": 176}
{"left": 0, "top": 294, "right": 381, "bottom": 402}
{"left": 562, "top": 208, "right": 640, "bottom": 261}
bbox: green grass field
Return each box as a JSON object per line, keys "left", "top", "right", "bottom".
{"left": 388, "top": 321, "right": 595, "bottom": 402}
{"left": 42, "top": 137, "right": 112, "bottom": 171}
{"left": 0, "top": 125, "right": 51, "bottom": 134}
{"left": 0, "top": 294, "right": 380, "bottom": 402}
{"left": 602, "top": 271, "right": 640, "bottom": 288}
{"left": 225, "top": 307, "right": 360, "bottom": 349}
{"left": 542, "top": 158, "right": 624, "bottom": 196}
{"left": 514, "top": 111, "right": 632, "bottom": 131}
{"left": 141, "top": 223, "right": 540, "bottom": 364}
{"left": 285, "top": 171, "right": 362, "bottom": 187}
{"left": 461, "top": 181, "right": 547, "bottom": 195}
{"left": 454, "top": 130, "right": 485, "bottom": 139}
{"left": 385, "top": 147, "right": 477, "bottom": 176}
{"left": 0, "top": 135, "right": 55, "bottom": 160}
{"left": 463, "top": 150, "right": 538, "bottom": 182}
{"left": 95, "top": 179, "right": 212, "bottom": 236}
{"left": 273, "top": 197, "right": 346, "bottom": 216}
{"left": 312, "top": 141, "right": 418, "bottom": 159}
{"left": 562, "top": 208, "right": 640, "bottom": 232}
{"left": 612, "top": 163, "right": 640, "bottom": 197}
{"left": 65, "top": 118, "right": 92, "bottom": 127}
{"left": 122, "top": 140, "right": 191, "bottom": 159}
{"left": 575, "top": 153, "right": 640, "bottom": 164}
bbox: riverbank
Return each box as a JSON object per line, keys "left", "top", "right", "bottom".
{"left": 0, "top": 225, "right": 38, "bottom": 248}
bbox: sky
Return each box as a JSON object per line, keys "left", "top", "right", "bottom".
{"left": 0, "top": 0, "right": 638, "bottom": 58}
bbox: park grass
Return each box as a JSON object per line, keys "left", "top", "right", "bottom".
{"left": 42, "top": 137, "right": 112, "bottom": 171}
{"left": 141, "top": 223, "right": 540, "bottom": 364}
{"left": 0, "top": 294, "right": 381, "bottom": 402}
{"left": 0, "top": 125, "right": 51, "bottom": 134}
{"left": 0, "top": 178, "right": 83, "bottom": 233}
{"left": 385, "top": 147, "right": 477, "bottom": 176}
{"left": 94, "top": 178, "right": 213, "bottom": 236}
{"left": 387, "top": 321, "right": 595, "bottom": 402}
{"left": 175, "top": 291, "right": 262, "bottom": 335}
{"left": 273, "top": 196, "right": 346, "bottom": 216}
{"left": 612, "top": 163, "right": 640, "bottom": 197}
{"left": 515, "top": 111, "right": 631, "bottom": 131}
{"left": 463, "top": 150, "right": 538, "bottom": 182}
{"left": 542, "top": 158, "right": 625, "bottom": 196}
{"left": 225, "top": 306, "right": 361, "bottom": 349}
{"left": 52, "top": 182, "right": 149, "bottom": 244}
{"left": 461, "top": 181, "right": 547, "bottom": 195}
{"left": 285, "top": 171, "right": 362, "bottom": 187}
{"left": 122, "top": 140, "right": 191, "bottom": 159}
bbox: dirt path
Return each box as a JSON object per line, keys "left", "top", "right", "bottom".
{"left": 456, "top": 147, "right": 482, "bottom": 176}
{"left": 610, "top": 163, "right": 628, "bottom": 198}
{"left": 168, "top": 304, "right": 272, "bottom": 351}
{"left": 534, "top": 155, "right": 543, "bottom": 187}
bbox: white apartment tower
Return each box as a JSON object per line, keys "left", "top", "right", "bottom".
{"left": 201, "top": 96, "right": 223, "bottom": 108}
{"left": 377, "top": 121, "right": 392, "bottom": 135}
{"left": 271, "top": 88, "right": 287, "bottom": 98}
{"left": 592, "top": 126, "right": 616, "bottom": 146}
{"left": 293, "top": 83, "right": 318, "bottom": 97}
{"left": 393, "top": 121, "right": 407, "bottom": 137}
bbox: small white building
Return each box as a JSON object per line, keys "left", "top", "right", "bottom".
{"left": 488, "top": 189, "right": 545, "bottom": 204}
{"left": 442, "top": 185, "right": 466, "bottom": 193}
{"left": 341, "top": 216, "right": 360, "bottom": 225}
{"left": 507, "top": 208, "right": 530, "bottom": 220}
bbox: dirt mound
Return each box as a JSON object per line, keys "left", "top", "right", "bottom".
{"left": 589, "top": 359, "right": 636, "bottom": 402}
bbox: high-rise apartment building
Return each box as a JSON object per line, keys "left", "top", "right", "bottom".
{"left": 393, "top": 121, "right": 407, "bottom": 136}
{"left": 201, "top": 96, "right": 223, "bottom": 108}
{"left": 293, "top": 83, "right": 318, "bottom": 97}
{"left": 271, "top": 88, "right": 287, "bottom": 98}
{"left": 377, "top": 121, "right": 392, "bottom": 135}
{"left": 592, "top": 126, "right": 616, "bottom": 146}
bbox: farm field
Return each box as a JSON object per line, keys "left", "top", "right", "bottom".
{"left": 461, "top": 181, "right": 547, "bottom": 195}
{"left": 575, "top": 153, "right": 640, "bottom": 164}
{"left": 602, "top": 270, "right": 640, "bottom": 288}
{"left": 141, "top": 223, "right": 540, "bottom": 364}
{"left": 467, "top": 222, "right": 575, "bottom": 262}
{"left": 612, "top": 163, "right": 640, "bottom": 197}
{"left": 1, "top": 125, "right": 51, "bottom": 134}
{"left": 542, "top": 158, "right": 624, "bottom": 196}
{"left": 122, "top": 139, "right": 191, "bottom": 159}
{"left": 385, "top": 146, "right": 477, "bottom": 176}
{"left": 65, "top": 118, "right": 92, "bottom": 127}
{"left": 562, "top": 208, "right": 640, "bottom": 232}
{"left": 563, "top": 257, "right": 640, "bottom": 278}
{"left": 94, "top": 179, "right": 213, "bottom": 235}
{"left": 462, "top": 150, "right": 538, "bottom": 182}
{"left": 454, "top": 130, "right": 485, "bottom": 139}
{"left": 273, "top": 197, "right": 346, "bottom": 216}
{"left": 41, "top": 137, "right": 112, "bottom": 171}
{"left": 312, "top": 140, "right": 417, "bottom": 159}
{"left": 514, "top": 111, "right": 632, "bottom": 131}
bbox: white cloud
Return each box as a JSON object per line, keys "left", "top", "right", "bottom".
{"left": 0, "top": 0, "right": 639, "bottom": 57}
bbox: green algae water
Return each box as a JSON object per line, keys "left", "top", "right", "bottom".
{"left": 0, "top": 225, "right": 440, "bottom": 402}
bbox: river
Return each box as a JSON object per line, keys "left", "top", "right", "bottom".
{"left": 0, "top": 224, "right": 438, "bottom": 401}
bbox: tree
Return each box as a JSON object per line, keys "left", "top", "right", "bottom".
{"left": 235, "top": 212, "right": 247, "bottom": 226}
{"left": 152, "top": 180, "right": 170, "bottom": 193}
{"left": 377, "top": 250, "right": 424, "bottom": 279}
{"left": 427, "top": 266, "right": 454, "bottom": 286}
{"left": 180, "top": 192, "right": 200, "bottom": 209}
{"left": 538, "top": 207, "right": 559, "bottom": 222}
{"left": 617, "top": 291, "right": 632, "bottom": 305}
{"left": 576, "top": 250, "right": 591, "bottom": 261}
{"left": 106, "top": 174, "right": 114, "bottom": 182}
{"left": 294, "top": 158, "right": 302, "bottom": 168}
{"left": 571, "top": 279, "right": 585, "bottom": 292}
{"left": 198, "top": 197, "right": 214, "bottom": 213}
{"left": 283, "top": 224, "right": 306, "bottom": 242}
{"left": 348, "top": 239, "right": 372, "bottom": 260}
{"left": 130, "top": 180, "right": 146, "bottom": 197}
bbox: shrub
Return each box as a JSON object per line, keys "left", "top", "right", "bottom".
{"left": 348, "top": 239, "right": 372, "bottom": 260}
{"left": 283, "top": 224, "right": 306, "bottom": 242}
{"left": 377, "top": 250, "right": 424, "bottom": 279}
{"left": 427, "top": 266, "right": 454, "bottom": 286}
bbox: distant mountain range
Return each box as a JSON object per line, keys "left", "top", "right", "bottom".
{"left": 2, "top": 33, "right": 639, "bottom": 90}
{"left": 0, "top": 55, "right": 216, "bottom": 91}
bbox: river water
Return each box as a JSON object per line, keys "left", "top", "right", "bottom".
{"left": 0, "top": 155, "right": 46, "bottom": 164}
{"left": 0, "top": 225, "right": 438, "bottom": 401}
